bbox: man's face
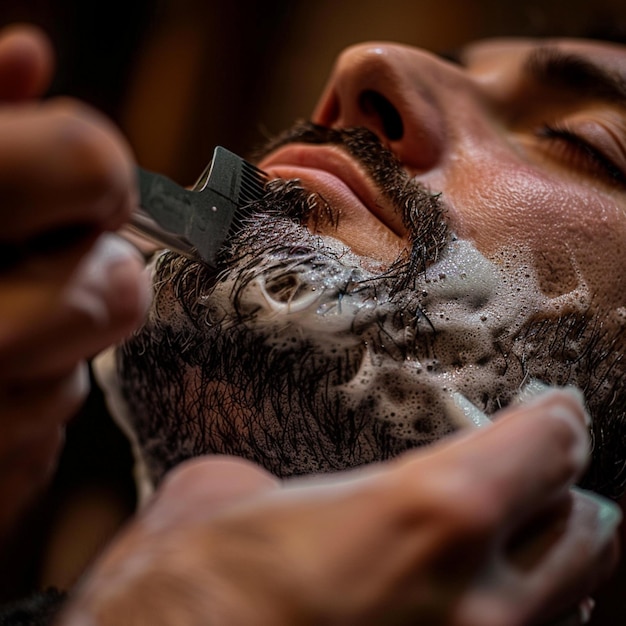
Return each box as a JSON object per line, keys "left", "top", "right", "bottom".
{"left": 117, "top": 38, "right": 626, "bottom": 497}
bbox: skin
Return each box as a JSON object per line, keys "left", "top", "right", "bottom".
{"left": 0, "top": 25, "right": 622, "bottom": 625}
{"left": 277, "top": 38, "right": 626, "bottom": 308}
{"left": 61, "top": 393, "right": 616, "bottom": 626}
{"left": 88, "top": 36, "right": 626, "bottom": 625}
{"left": 0, "top": 24, "right": 148, "bottom": 540}
{"left": 115, "top": 38, "right": 626, "bottom": 497}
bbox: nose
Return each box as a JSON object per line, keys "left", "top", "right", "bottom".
{"left": 312, "top": 43, "right": 453, "bottom": 171}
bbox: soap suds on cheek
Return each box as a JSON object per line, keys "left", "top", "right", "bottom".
{"left": 209, "top": 227, "right": 553, "bottom": 442}
{"left": 138, "top": 208, "right": 610, "bottom": 482}
{"left": 117, "top": 124, "right": 626, "bottom": 490}
{"left": 448, "top": 155, "right": 626, "bottom": 308}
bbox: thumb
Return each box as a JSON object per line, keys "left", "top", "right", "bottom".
{"left": 0, "top": 24, "right": 54, "bottom": 101}
{"left": 147, "top": 456, "right": 280, "bottom": 526}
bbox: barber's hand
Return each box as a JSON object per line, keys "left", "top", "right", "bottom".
{"left": 60, "top": 390, "right": 619, "bottom": 626}
{"left": 0, "top": 25, "right": 148, "bottom": 537}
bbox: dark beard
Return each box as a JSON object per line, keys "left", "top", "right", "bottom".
{"left": 117, "top": 122, "right": 626, "bottom": 498}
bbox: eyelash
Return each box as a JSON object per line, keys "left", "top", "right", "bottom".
{"left": 537, "top": 123, "right": 626, "bottom": 187}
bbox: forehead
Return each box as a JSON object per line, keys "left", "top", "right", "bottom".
{"left": 461, "top": 37, "right": 626, "bottom": 71}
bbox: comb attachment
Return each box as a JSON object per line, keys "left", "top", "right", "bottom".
{"left": 131, "top": 146, "right": 268, "bottom": 267}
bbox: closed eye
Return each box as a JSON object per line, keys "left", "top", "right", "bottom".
{"left": 537, "top": 123, "right": 626, "bottom": 188}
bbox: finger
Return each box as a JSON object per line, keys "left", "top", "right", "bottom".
{"left": 520, "top": 489, "right": 620, "bottom": 622}
{"left": 0, "top": 99, "right": 136, "bottom": 240}
{"left": 0, "top": 24, "right": 54, "bottom": 100}
{"left": 0, "top": 234, "right": 150, "bottom": 380}
{"left": 455, "top": 489, "right": 620, "bottom": 626}
{"left": 414, "top": 390, "right": 591, "bottom": 527}
{"left": 0, "top": 363, "right": 89, "bottom": 448}
{"left": 0, "top": 420, "right": 65, "bottom": 537}
{"left": 149, "top": 457, "right": 280, "bottom": 524}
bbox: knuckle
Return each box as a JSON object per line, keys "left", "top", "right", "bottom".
{"left": 387, "top": 465, "right": 502, "bottom": 539}
{"left": 49, "top": 99, "right": 131, "bottom": 207}
{"left": 422, "top": 465, "right": 507, "bottom": 539}
{"left": 0, "top": 365, "right": 89, "bottom": 427}
{"left": 438, "top": 486, "right": 502, "bottom": 539}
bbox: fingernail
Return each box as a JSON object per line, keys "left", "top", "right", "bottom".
{"left": 517, "top": 378, "right": 551, "bottom": 401}
{"left": 449, "top": 392, "right": 492, "bottom": 428}
{"left": 571, "top": 486, "right": 622, "bottom": 547}
{"left": 98, "top": 232, "right": 144, "bottom": 265}
{"left": 78, "top": 233, "right": 143, "bottom": 287}
{"left": 518, "top": 380, "right": 591, "bottom": 428}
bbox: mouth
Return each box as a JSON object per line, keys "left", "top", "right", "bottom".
{"left": 258, "top": 144, "right": 408, "bottom": 263}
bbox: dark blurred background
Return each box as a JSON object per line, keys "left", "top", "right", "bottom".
{"left": 0, "top": 0, "right": 625, "bottom": 623}
{"left": 1, "top": 0, "right": 625, "bottom": 184}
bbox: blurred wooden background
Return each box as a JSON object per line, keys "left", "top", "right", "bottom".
{"left": 1, "top": 0, "right": 625, "bottom": 185}
{"left": 0, "top": 1, "right": 625, "bottom": 623}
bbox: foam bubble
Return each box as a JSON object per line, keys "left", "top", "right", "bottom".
{"left": 203, "top": 233, "right": 555, "bottom": 443}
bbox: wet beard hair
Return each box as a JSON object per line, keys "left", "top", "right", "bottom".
{"left": 118, "top": 122, "right": 626, "bottom": 499}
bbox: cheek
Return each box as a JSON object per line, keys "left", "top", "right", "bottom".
{"left": 444, "top": 160, "right": 626, "bottom": 307}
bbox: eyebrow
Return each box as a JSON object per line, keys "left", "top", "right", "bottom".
{"left": 524, "top": 47, "right": 626, "bottom": 106}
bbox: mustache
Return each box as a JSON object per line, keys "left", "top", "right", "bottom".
{"left": 255, "top": 121, "right": 410, "bottom": 186}
{"left": 242, "top": 122, "right": 450, "bottom": 290}
{"left": 129, "top": 122, "right": 626, "bottom": 497}
{"left": 163, "top": 122, "right": 454, "bottom": 366}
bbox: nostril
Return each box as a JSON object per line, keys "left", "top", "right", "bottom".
{"left": 358, "top": 90, "right": 404, "bottom": 141}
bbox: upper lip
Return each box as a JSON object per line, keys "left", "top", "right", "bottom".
{"left": 258, "top": 144, "right": 407, "bottom": 238}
